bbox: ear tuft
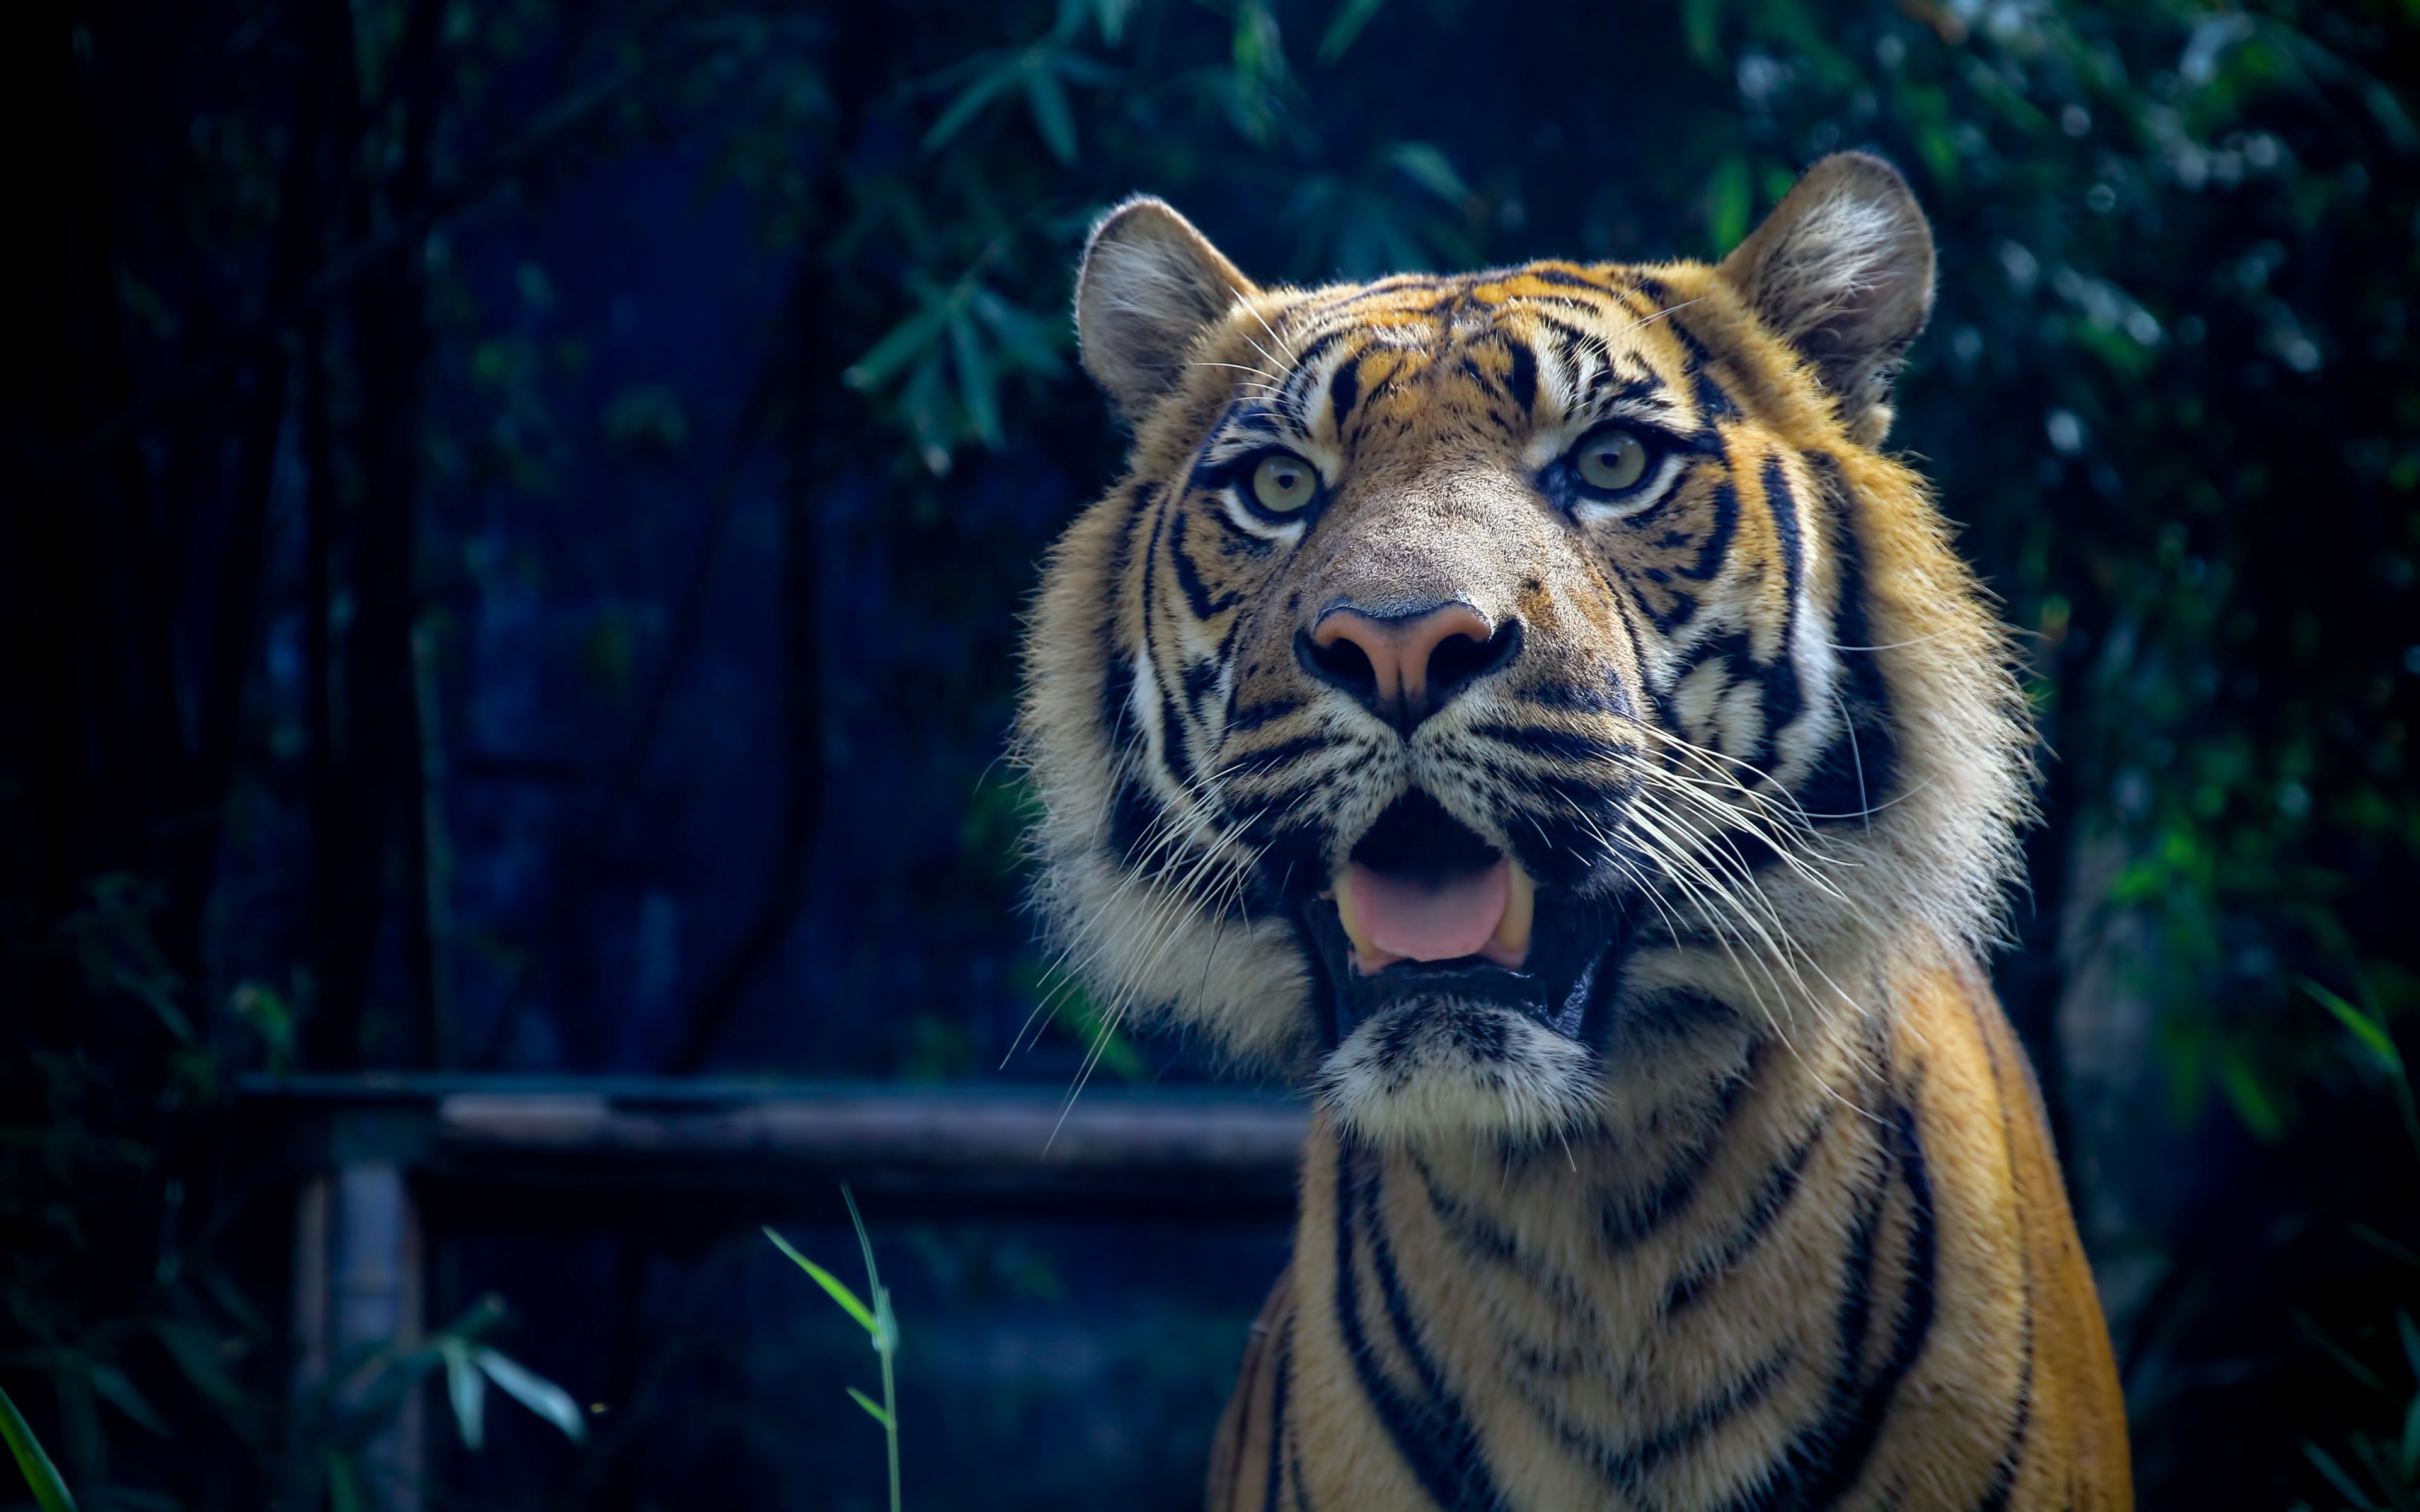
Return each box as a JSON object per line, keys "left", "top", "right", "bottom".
{"left": 1075, "top": 197, "right": 1259, "bottom": 420}
{"left": 1718, "top": 152, "right": 1935, "bottom": 446}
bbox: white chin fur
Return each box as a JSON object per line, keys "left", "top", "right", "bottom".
{"left": 1313, "top": 999, "right": 1601, "bottom": 1147}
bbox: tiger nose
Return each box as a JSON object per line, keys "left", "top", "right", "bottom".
{"left": 1299, "top": 603, "right": 1522, "bottom": 733}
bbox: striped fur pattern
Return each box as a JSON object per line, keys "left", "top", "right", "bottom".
{"left": 1017, "top": 155, "right": 2131, "bottom": 1509}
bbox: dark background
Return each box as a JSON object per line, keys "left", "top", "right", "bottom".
{"left": 6, "top": 0, "right": 2419, "bottom": 1506}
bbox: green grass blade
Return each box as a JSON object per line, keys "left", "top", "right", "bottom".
{"left": 846, "top": 1387, "right": 892, "bottom": 1429}
{"left": 0, "top": 1385, "right": 76, "bottom": 1512}
{"left": 763, "top": 1226, "right": 878, "bottom": 1335}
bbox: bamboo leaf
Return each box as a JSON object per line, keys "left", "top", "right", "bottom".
{"left": 85, "top": 1363, "right": 170, "bottom": 1438}
{"left": 2296, "top": 1309, "right": 2394, "bottom": 1399}
{"left": 1386, "top": 142, "right": 1469, "bottom": 203}
{"left": 326, "top": 1451, "right": 365, "bottom": 1512}
{"left": 1087, "top": 0, "right": 1137, "bottom": 47}
{"left": 2217, "top": 1048, "right": 2286, "bottom": 1142}
{"left": 442, "top": 1337, "right": 487, "bottom": 1451}
{"left": 846, "top": 1386, "right": 892, "bottom": 1428}
{"left": 843, "top": 305, "right": 950, "bottom": 393}
{"left": 970, "top": 289, "right": 1064, "bottom": 373}
{"left": 2307, "top": 1441, "right": 2385, "bottom": 1511}
{"left": 1680, "top": 0, "right": 1724, "bottom": 62}
{"left": 2305, "top": 977, "right": 2403, "bottom": 1074}
{"left": 1706, "top": 153, "right": 1753, "bottom": 255}
{"left": 763, "top": 1227, "right": 879, "bottom": 1334}
{"left": 0, "top": 1383, "right": 77, "bottom": 1512}
{"left": 1023, "top": 58, "right": 1079, "bottom": 163}
{"left": 922, "top": 58, "right": 1023, "bottom": 152}
{"left": 950, "top": 311, "right": 1001, "bottom": 449}
{"left": 1317, "top": 0, "right": 1388, "bottom": 62}
{"left": 473, "top": 1348, "right": 586, "bottom": 1443}
{"left": 2402, "top": 1387, "right": 2420, "bottom": 1480}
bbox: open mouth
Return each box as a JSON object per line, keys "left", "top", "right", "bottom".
{"left": 1305, "top": 789, "right": 1622, "bottom": 1051}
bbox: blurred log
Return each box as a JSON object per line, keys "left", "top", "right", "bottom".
{"left": 248, "top": 1078, "right": 1310, "bottom": 1229}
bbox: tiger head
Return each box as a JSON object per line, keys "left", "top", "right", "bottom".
{"left": 1020, "top": 154, "right": 2031, "bottom": 1147}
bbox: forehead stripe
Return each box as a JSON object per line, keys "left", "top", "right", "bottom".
{"left": 1504, "top": 339, "right": 1538, "bottom": 415}
{"left": 1327, "top": 361, "right": 1360, "bottom": 433}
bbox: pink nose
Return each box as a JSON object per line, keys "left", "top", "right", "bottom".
{"left": 1305, "top": 603, "right": 1513, "bottom": 731}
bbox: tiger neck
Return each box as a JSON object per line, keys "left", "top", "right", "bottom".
{"left": 1303, "top": 984, "right": 1896, "bottom": 1418}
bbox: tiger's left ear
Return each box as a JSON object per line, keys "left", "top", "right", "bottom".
{"left": 1718, "top": 152, "right": 1935, "bottom": 447}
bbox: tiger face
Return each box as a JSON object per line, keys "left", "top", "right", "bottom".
{"left": 1021, "top": 154, "right": 2029, "bottom": 1147}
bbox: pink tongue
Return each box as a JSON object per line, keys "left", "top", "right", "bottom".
{"left": 1345, "top": 859, "right": 1510, "bottom": 962}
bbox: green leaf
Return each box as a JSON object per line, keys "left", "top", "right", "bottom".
{"left": 1680, "top": 0, "right": 1724, "bottom": 62}
{"left": 949, "top": 311, "right": 1001, "bottom": 449}
{"left": 473, "top": 1347, "right": 586, "bottom": 1443}
{"left": 1386, "top": 142, "right": 1469, "bottom": 203}
{"left": 923, "top": 57, "right": 1022, "bottom": 153}
{"left": 1087, "top": 0, "right": 1137, "bottom": 47}
{"left": 2354, "top": 1224, "right": 2420, "bottom": 1273}
{"left": 2402, "top": 1387, "right": 2420, "bottom": 1481}
{"left": 85, "top": 1363, "right": 170, "bottom": 1438}
{"left": 1317, "top": 0, "right": 1388, "bottom": 62}
{"left": 0, "top": 1383, "right": 77, "bottom": 1512}
{"left": 846, "top": 1386, "right": 892, "bottom": 1428}
{"left": 2304, "top": 977, "right": 2402, "bottom": 1074}
{"left": 1705, "top": 154, "right": 1753, "bottom": 255}
{"left": 764, "top": 1227, "right": 879, "bottom": 1334}
{"left": 1023, "top": 59, "right": 1078, "bottom": 163}
{"left": 2217, "top": 1048, "right": 2286, "bottom": 1142}
{"left": 2400, "top": 1310, "right": 2420, "bottom": 1387}
{"left": 326, "top": 1451, "right": 366, "bottom": 1512}
{"left": 844, "top": 306, "right": 950, "bottom": 393}
{"left": 2306, "top": 1441, "right": 2385, "bottom": 1511}
{"left": 2298, "top": 1309, "right": 2394, "bottom": 1399}
{"left": 970, "top": 289, "right": 1064, "bottom": 374}
{"left": 441, "top": 1337, "right": 487, "bottom": 1451}
{"left": 153, "top": 1320, "right": 253, "bottom": 1423}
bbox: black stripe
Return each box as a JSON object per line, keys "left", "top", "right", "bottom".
{"left": 1542, "top": 1348, "right": 1794, "bottom": 1500}
{"left": 1789, "top": 454, "right": 1899, "bottom": 825}
{"left": 1678, "top": 477, "right": 1741, "bottom": 583}
{"left": 1753, "top": 455, "right": 1809, "bottom": 768}
{"left": 1664, "top": 1105, "right": 1833, "bottom": 1314}
{"left": 1106, "top": 769, "right": 1158, "bottom": 865}
{"left": 1467, "top": 723, "right": 1639, "bottom": 767}
{"left": 1504, "top": 264, "right": 1613, "bottom": 291}
{"left": 1632, "top": 277, "right": 1743, "bottom": 424}
{"left": 1170, "top": 509, "right": 1242, "bottom": 619}
{"left": 1724, "top": 1100, "right": 1940, "bottom": 1512}
{"left": 1326, "top": 359, "right": 1360, "bottom": 435}
{"left": 1333, "top": 1140, "right": 1505, "bottom": 1512}
{"left": 1601, "top": 1062, "right": 1757, "bottom": 1251}
{"left": 1506, "top": 338, "right": 1538, "bottom": 415}
{"left": 1261, "top": 1313, "right": 1293, "bottom": 1512}
{"left": 1227, "top": 733, "right": 1339, "bottom": 777}
{"left": 1098, "top": 483, "right": 1156, "bottom": 750}
{"left": 1227, "top": 696, "right": 1303, "bottom": 733}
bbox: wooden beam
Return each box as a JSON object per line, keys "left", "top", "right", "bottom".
{"left": 245, "top": 1077, "right": 1311, "bottom": 1225}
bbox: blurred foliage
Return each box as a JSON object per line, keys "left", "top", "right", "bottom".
{"left": 3, "top": 0, "right": 2418, "bottom": 1505}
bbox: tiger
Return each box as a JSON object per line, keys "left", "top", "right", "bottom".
{"left": 1016, "top": 152, "right": 2132, "bottom": 1511}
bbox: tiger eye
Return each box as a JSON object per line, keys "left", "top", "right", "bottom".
{"left": 1251, "top": 453, "right": 1319, "bottom": 513}
{"left": 1576, "top": 428, "right": 1649, "bottom": 492}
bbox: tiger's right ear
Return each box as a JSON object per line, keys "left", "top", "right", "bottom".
{"left": 1075, "top": 197, "right": 1259, "bottom": 420}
